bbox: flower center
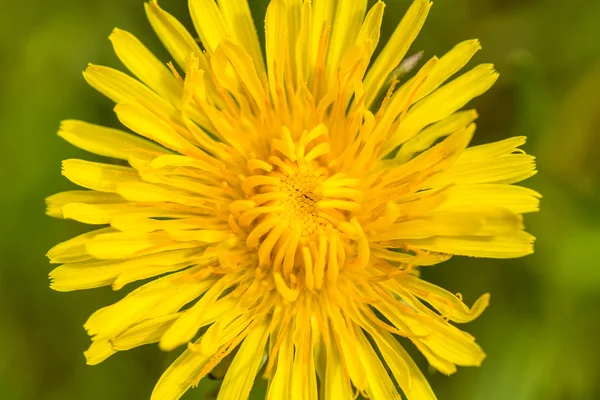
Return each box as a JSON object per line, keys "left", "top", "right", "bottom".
{"left": 276, "top": 163, "right": 326, "bottom": 239}
{"left": 228, "top": 125, "right": 370, "bottom": 300}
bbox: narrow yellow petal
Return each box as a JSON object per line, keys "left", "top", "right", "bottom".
{"left": 62, "top": 159, "right": 140, "bottom": 193}
{"left": 46, "top": 190, "right": 124, "bottom": 218}
{"left": 84, "top": 340, "right": 116, "bottom": 366}
{"left": 324, "top": 340, "right": 354, "bottom": 400}
{"left": 382, "top": 64, "right": 498, "bottom": 156}
{"left": 358, "top": 315, "right": 437, "bottom": 400}
{"left": 401, "top": 275, "right": 490, "bottom": 323}
{"left": 326, "top": 0, "right": 367, "bottom": 79}
{"left": 376, "top": 207, "right": 522, "bottom": 240}
{"left": 395, "top": 110, "right": 479, "bottom": 163}
{"left": 61, "top": 203, "right": 135, "bottom": 225}
{"left": 46, "top": 227, "right": 113, "bottom": 264}
{"left": 309, "top": 0, "right": 335, "bottom": 72}
{"left": 265, "top": 0, "right": 288, "bottom": 95}
{"left": 115, "top": 181, "right": 211, "bottom": 210}
{"left": 59, "top": 120, "right": 167, "bottom": 161}
{"left": 377, "top": 124, "right": 475, "bottom": 196}
{"left": 217, "top": 0, "right": 266, "bottom": 76}
{"left": 438, "top": 184, "right": 541, "bottom": 214}
{"left": 327, "top": 305, "right": 367, "bottom": 390}
{"left": 424, "top": 137, "right": 538, "bottom": 186}
{"left": 414, "top": 39, "right": 482, "bottom": 103}
{"left": 114, "top": 103, "right": 203, "bottom": 159}
{"left": 85, "top": 230, "right": 201, "bottom": 260}
{"left": 220, "top": 40, "right": 266, "bottom": 111}
{"left": 217, "top": 319, "right": 270, "bottom": 400}
{"left": 50, "top": 257, "right": 182, "bottom": 292}
{"left": 364, "top": 0, "right": 432, "bottom": 108}
{"left": 267, "top": 331, "right": 293, "bottom": 399}
{"left": 417, "top": 324, "right": 486, "bottom": 374}
{"left": 151, "top": 313, "right": 250, "bottom": 400}
{"left": 159, "top": 277, "right": 231, "bottom": 351}
{"left": 291, "top": 313, "right": 318, "bottom": 400}
{"left": 379, "top": 334, "right": 437, "bottom": 400}
{"left": 188, "top": 0, "right": 227, "bottom": 54}
{"left": 83, "top": 64, "right": 189, "bottom": 127}
{"left": 458, "top": 136, "right": 527, "bottom": 162}
{"left": 294, "top": 0, "right": 312, "bottom": 86}
{"left": 145, "top": 1, "right": 204, "bottom": 70}
{"left": 109, "top": 28, "right": 182, "bottom": 106}
{"left": 356, "top": 2, "right": 385, "bottom": 52}
{"left": 354, "top": 328, "right": 402, "bottom": 400}
{"left": 84, "top": 267, "right": 215, "bottom": 341}
{"left": 111, "top": 314, "right": 180, "bottom": 352}
{"left": 405, "top": 230, "right": 536, "bottom": 258}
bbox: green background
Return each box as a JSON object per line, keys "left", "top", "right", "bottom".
{"left": 1, "top": 0, "right": 599, "bottom": 399}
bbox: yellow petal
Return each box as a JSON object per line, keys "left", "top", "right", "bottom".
{"left": 46, "top": 190, "right": 124, "bottom": 218}
{"left": 151, "top": 313, "right": 250, "bottom": 400}
{"left": 309, "top": 0, "right": 335, "bottom": 73}
{"left": 61, "top": 203, "right": 137, "bottom": 225}
{"left": 356, "top": 1, "right": 385, "bottom": 54}
{"left": 416, "top": 323, "right": 485, "bottom": 374}
{"left": 327, "top": 0, "right": 367, "bottom": 79}
{"left": 291, "top": 313, "right": 318, "bottom": 400}
{"left": 49, "top": 257, "right": 155, "bottom": 292}
{"left": 84, "top": 340, "right": 116, "bottom": 366}
{"left": 405, "top": 230, "right": 536, "bottom": 258}
{"left": 375, "top": 124, "right": 475, "bottom": 197}
{"left": 267, "top": 330, "right": 293, "bottom": 399}
{"left": 217, "top": 319, "right": 270, "bottom": 400}
{"left": 327, "top": 305, "right": 367, "bottom": 390}
{"left": 62, "top": 159, "right": 140, "bottom": 193}
{"left": 189, "top": 0, "right": 228, "bottom": 54}
{"left": 115, "top": 181, "right": 211, "bottom": 210}
{"left": 359, "top": 316, "right": 437, "bottom": 400}
{"left": 375, "top": 295, "right": 485, "bottom": 374}
{"left": 428, "top": 155, "right": 537, "bottom": 187}
{"left": 114, "top": 103, "right": 203, "bottom": 159}
{"left": 111, "top": 313, "right": 181, "bottom": 352}
{"left": 371, "top": 248, "right": 452, "bottom": 266}
{"left": 85, "top": 230, "right": 201, "bottom": 260}
{"left": 294, "top": 0, "right": 312, "bottom": 86}
{"left": 109, "top": 28, "right": 182, "bottom": 106}
{"left": 395, "top": 110, "right": 479, "bottom": 163}
{"left": 323, "top": 340, "right": 354, "bottom": 400}
{"left": 363, "top": 0, "right": 431, "bottom": 108}
{"left": 145, "top": 1, "right": 204, "bottom": 70}
{"left": 219, "top": 40, "right": 266, "bottom": 112}
{"left": 217, "top": 0, "right": 266, "bottom": 76}
{"left": 354, "top": 328, "right": 402, "bottom": 400}
{"left": 413, "top": 39, "right": 482, "bottom": 103}
{"left": 459, "top": 136, "right": 527, "bottom": 162}
{"left": 46, "top": 227, "right": 113, "bottom": 264}
{"left": 375, "top": 207, "right": 522, "bottom": 240}
{"left": 59, "top": 119, "right": 167, "bottom": 161}
{"left": 159, "top": 277, "right": 232, "bottom": 351}
{"left": 84, "top": 267, "right": 216, "bottom": 341}
{"left": 382, "top": 64, "right": 498, "bottom": 156}
{"left": 265, "top": 0, "right": 288, "bottom": 95}
{"left": 83, "top": 64, "right": 188, "bottom": 126}
{"left": 400, "top": 275, "right": 490, "bottom": 323}
{"left": 438, "top": 184, "right": 541, "bottom": 214}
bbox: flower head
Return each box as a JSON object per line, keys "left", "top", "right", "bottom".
{"left": 47, "top": 0, "right": 539, "bottom": 399}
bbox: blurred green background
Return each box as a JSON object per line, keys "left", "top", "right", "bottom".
{"left": 1, "top": 0, "right": 599, "bottom": 399}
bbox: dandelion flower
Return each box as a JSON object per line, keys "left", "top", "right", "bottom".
{"left": 47, "top": 0, "right": 539, "bottom": 398}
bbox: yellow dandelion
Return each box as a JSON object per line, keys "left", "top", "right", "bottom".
{"left": 47, "top": 0, "right": 539, "bottom": 399}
